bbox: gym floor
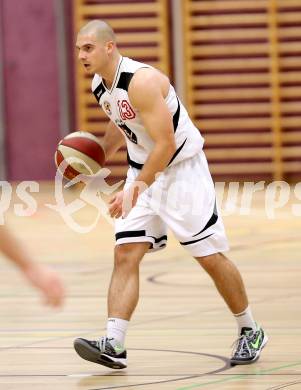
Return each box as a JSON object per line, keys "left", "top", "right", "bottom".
{"left": 0, "top": 182, "right": 300, "bottom": 390}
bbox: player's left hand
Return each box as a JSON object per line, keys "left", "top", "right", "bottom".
{"left": 109, "top": 187, "right": 139, "bottom": 218}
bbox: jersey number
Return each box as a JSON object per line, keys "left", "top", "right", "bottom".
{"left": 117, "top": 100, "right": 136, "bottom": 120}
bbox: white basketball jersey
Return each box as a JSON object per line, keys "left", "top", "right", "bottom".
{"left": 91, "top": 56, "right": 204, "bottom": 168}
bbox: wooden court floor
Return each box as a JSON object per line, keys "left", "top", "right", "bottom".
{"left": 0, "top": 182, "right": 300, "bottom": 389}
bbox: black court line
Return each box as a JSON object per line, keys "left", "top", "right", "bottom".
{"left": 0, "top": 349, "right": 230, "bottom": 389}
{"left": 229, "top": 236, "right": 301, "bottom": 253}
{"left": 0, "top": 301, "right": 227, "bottom": 350}
{"left": 0, "top": 237, "right": 297, "bottom": 388}
{"left": 85, "top": 349, "right": 229, "bottom": 390}
{"left": 1, "top": 373, "right": 301, "bottom": 378}
{"left": 219, "top": 374, "right": 301, "bottom": 376}
{"left": 1, "top": 374, "right": 301, "bottom": 377}
{"left": 0, "top": 288, "right": 297, "bottom": 352}
{"left": 266, "top": 380, "right": 301, "bottom": 390}
{"left": 147, "top": 269, "right": 301, "bottom": 297}
{"left": 0, "top": 374, "right": 219, "bottom": 377}
{"left": 146, "top": 234, "right": 301, "bottom": 288}
{"left": 147, "top": 271, "right": 299, "bottom": 307}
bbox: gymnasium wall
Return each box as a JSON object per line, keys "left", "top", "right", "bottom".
{"left": 73, "top": 0, "right": 301, "bottom": 182}
{"left": 1, "top": 0, "right": 301, "bottom": 182}
{"left": 1, "top": 0, "right": 61, "bottom": 180}
{"left": 183, "top": 0, "right": 301, "bottom": 182}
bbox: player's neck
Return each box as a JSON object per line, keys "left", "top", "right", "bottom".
{"left": 98, "top": 54, "right": 121, "bottom": 89}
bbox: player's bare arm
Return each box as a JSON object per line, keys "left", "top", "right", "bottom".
{"left": 102, "top": 120, "right": 125, "bottom": 162}
{"left": 0, "top": 226, "right": 65, "bottom": 307}
{"left": 109, "top": 69, "right": 177, "bottom": 218}
{"left": 129, "top": 68, "right": 177, "bottom": 186}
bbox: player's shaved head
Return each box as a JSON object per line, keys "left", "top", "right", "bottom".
{"left": 78, "top": 20, "right": 116, "bottom": 44}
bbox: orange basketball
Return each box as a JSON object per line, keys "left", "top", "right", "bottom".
{"left": 55, "top": 131, "right": 106, "bottom": 180}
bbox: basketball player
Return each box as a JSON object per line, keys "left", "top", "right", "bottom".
{"left": 0, "top": 226, "right": 64, "bottom": 307}
{"left": 73, "top": 20, "right": 268, "bottom": 368}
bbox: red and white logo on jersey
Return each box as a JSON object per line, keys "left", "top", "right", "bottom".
{"left": 117, "top": 100, "right": 136, "bottom": 120}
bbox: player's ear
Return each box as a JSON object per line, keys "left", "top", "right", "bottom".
{"left": 106, "top": 41, "right": 115, "bottom": 55}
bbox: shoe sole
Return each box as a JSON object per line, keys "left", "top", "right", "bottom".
{"left": 74, "top": 339, "right": 127, "bottom": 369}
{"left": 230, "top": 334, "right": 269, "bottom": 366}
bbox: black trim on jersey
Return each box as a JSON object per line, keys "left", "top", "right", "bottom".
{"left": 127, "top": 151, "right": 144, "bottom": 169}
{"left": 173, "top": 97, "right": 180, "bottom": 133}
{"left": 103, "top": 57, "right": 123, "bottom": 93}
{"left": 192, "top": 201, "right": 218, "bottom": 237}
{"left": 180, "top": 233, "right": 214, "bottom": 246}
{"left": 127, "top": 137, "right": 188, "bottom": 170}
{"left": 115, "top": 230, "right": 146, "bottom": 240}
{"left": 119, "top": 123, "right": 138, "bottom": 144}
{"left": 116, "top": 72, "right": 134, "bottom": 91}
{"left": 168, "top": 138, "right": 187, "bottom": 166}
{"left": 93, "top": 82, "right": 106, "bottom": 103}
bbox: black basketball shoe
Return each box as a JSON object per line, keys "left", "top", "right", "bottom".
{"left": 74, "top": 336, "right": 127, "bottom": 369}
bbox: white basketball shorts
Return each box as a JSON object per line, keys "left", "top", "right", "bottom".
{"left": 115, "top": 151, "right": 229, "bottom": 257}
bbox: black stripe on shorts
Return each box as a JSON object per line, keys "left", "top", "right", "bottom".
{"left": 115, "top": 230, "right": 146, "bottom": 240}
{"left": 192, "top": 201, "right": 218, "bottom": 237}
{"left": 180, "top": 233, "right": 214, "bottom": 246}
{"left": 115, "top": 231, "right": 167, "bottom": 245}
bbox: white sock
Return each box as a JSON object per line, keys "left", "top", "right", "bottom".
{"left": 234, "top": 306, "right": 257, "bottom": 334}
{"left": 106, "top": 318, "right": 129, "bottom": 346}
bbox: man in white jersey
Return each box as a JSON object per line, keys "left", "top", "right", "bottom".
{"left": 73, "top": 20, "right": 268, "bottom": 368}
